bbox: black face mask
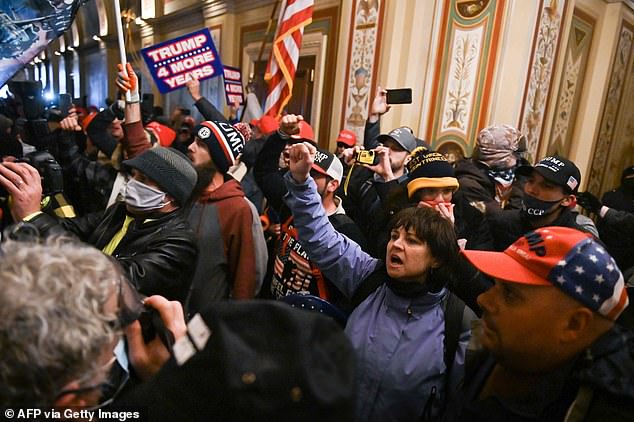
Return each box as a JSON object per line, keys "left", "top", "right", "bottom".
{"left": 521, "top": 194, "right": 563, "bottom": 220}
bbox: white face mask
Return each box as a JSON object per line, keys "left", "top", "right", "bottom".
{"left": 125, "top": 178, "right": 170, "bottom": 212}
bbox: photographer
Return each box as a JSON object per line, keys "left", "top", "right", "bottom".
{"left": 0, "top": 146, "right": 199, "bottom": 304}
{"left": 0, "top": 237, "right": 186, "bottom": 407}
{"left": 340, "top": 126, "right": 415, "bottom": 257}
{"left": 55, "top": 107, "right": 118, "bottom": 215}
{"left": 0, "top": 149, "right": 75, "bottom": 234}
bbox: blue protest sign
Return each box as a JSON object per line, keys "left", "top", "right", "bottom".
{"left": 141, "top": 28, "right": 223, "bottom": 93}
{"left": 223, "top": 65, "right": 244, "bottom": 105}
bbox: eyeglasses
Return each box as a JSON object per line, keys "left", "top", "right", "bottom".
{"left": 54, "top": 354, "right": 130, "bottom": 410}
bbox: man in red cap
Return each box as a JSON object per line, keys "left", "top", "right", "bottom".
{"left": 443, "top": 226, "right": 633, "bottom": 421}
{"left": 334, "top": 129, "right": 357, "bottom": 159}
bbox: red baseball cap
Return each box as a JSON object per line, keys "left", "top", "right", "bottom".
{"left": 82, "top": 111, "right": 98, "bottom": 133}
{"left": 146, "top": 122, "right": 176, "bottom": 147}
{"left": 256, "top": 115, "right": 280, "bottom": 135}
{"left": 290, "top": 120, "right": 314, "bottom": 143}
{"left": 336, "top": 129, "right": 356, "bottom": 147}
{"left": 462, "top": 226, "right": 628, "bottom": 321}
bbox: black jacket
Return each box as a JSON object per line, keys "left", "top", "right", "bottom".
{"left": 86, "top": 107, "right": 120, "bottom": 158}
{"left": 340, "top": 166, "right": 392, "bottom": 257}
{"left": 56, "top": 130, "right": 116, "bottom": 214}
{"left": 454, "top": 158, "right": 524, "bottom": 216}
{"left": 27, "top": 202, "right": 198, "bottom": 303}
{"left": 488, "top": 207, "right": 596, "bottom": 251}
{"left": 193, "top": 97, "right": 226, "bottom": 122}
{"left": 253, "top": 131, "right": 368, "bottom": 309}
{"left": 443, "top": 325, "right": 634, "bottom": 422}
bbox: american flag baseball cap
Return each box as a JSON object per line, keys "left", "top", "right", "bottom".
{"left": 462, "top": 227, "right": 629, "bottom": 321}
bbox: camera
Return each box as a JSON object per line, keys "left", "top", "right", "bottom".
{"left": 356, "top": 149, "right": 380, "bottom": 166}
{"left": 138, "top": 305, "right": 175, "bottom": 350}
{"left": 19, "top": 151, "right": 64, "bottom": 196}
{"left": 0, "top": 151, "right": 64, "bottom": 198}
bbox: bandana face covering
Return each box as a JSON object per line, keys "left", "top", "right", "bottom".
{"left": 125, "top": 178, "right": 169, "bottom": 212}
{"left": 521, "top": 193, "right": 563, "bottom": 220}
{"left": 488, "top": 167, "right": 515, "bottom": 188}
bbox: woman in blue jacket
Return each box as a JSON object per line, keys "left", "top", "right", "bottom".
{"left": 282, "top": 141, "right": 476, "bottom": 421}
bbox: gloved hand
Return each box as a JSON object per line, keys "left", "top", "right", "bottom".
{"left": 576, "top": 191, "right": 602, "bottom": 213}
{"left": 116, "top": 63, "right": 140, "bottom": 103}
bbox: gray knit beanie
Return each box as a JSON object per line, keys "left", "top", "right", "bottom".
{"left": 123, "top": 147, "right": 197, "bottom": 205}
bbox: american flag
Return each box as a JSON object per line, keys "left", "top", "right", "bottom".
{"left": 549, "top": 238, "right": 629, "bottom": 321}
{"left": 263, "top": 0, "right": 314, "bottom": 117}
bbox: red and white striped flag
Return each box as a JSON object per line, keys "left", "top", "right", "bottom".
{"left": 263, "top": 0, "right": 314, "bottom": 117}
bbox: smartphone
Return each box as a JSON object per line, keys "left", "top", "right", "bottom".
{"left": 386, "top": 88, "right": 412, "bottom": 104}
{"left": 58, "top": 94, "right": 72, "bottom": 118}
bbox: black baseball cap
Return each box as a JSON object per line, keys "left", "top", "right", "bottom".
{"left": 516, "top": 155, "right": 581, "bottom": 193}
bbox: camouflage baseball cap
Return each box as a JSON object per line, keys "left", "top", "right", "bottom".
{"left": 475, "top": 124, "right": 525, "bottom": 169}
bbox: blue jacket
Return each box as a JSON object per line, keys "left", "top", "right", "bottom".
{"left": 283, "top": 173, "right": 472, "bottom": 421}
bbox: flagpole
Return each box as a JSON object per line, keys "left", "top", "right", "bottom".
{"left": 113, "top": 0, "right": 131, "bottom": 102}
{"left": 255, "top": 0, "right": 281, "bottom": 71}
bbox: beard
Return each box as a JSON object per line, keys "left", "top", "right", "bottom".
{"left": 191, "top": 159, "right": 218, "bottom": 201}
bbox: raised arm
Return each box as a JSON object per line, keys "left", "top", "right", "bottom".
{"left": 186, "top": 73, "right": 228, "bottom": 123}
{"left": 283, "top": 142, "right": 378, "bottom": 298}
{"left": 116, "top": 63, "right": 150, "bottom": 159}
{"left": 364, "top": 85, "right": 389, "bottom": 149}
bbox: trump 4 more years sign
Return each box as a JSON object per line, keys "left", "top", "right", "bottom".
{"left": 141, "top": 28, "right": 222, "bottom": 93}
{"left": 223, "top": 65, "right": 244, "bottom": 106}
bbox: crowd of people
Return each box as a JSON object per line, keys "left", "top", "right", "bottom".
{"left": 0, "top": 65, "right": 633, "bottom": 422}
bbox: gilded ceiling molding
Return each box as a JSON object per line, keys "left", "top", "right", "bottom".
{"left": 587, "top": 21, "right": 634, "bottom": 195}
{"left": 426, "top": 0, "right": 506, "bottom": 156}
{"left": 547, "top": 8, "right": 594, "bottom": 158}
{"left": 518, "top": 0, "right": 568, "bottom": 162}
{"left": 340, "top": 0, "right": 385, "bottom": 145}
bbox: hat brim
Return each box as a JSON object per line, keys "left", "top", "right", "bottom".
{"left": 310, "top": 163, "right": 330, "bottom": 178}
{"left": 516, "top": 165, "right": 567, "bottom": 190}
{"left": 461, "top": 249, "right": 551, "bottom": 286}
{"left": 376, "top": 134, "right": 408, "bottom": 151}
{"left": 337, "top": 139, "right": 355, "bottom": 147}
{"left": 407, "top": 177, "right": 459, "bottom": 198}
